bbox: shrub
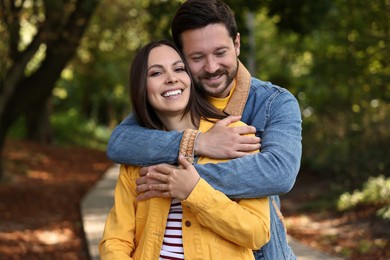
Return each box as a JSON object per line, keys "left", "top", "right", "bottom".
{"left": 337, "top": 175, "right": 390, "bottom": 220}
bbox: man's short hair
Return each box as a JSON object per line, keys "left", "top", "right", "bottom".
{"left": 171, "top": 0, "right": 238, "bottom": 51}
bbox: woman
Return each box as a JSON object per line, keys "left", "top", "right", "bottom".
{"left": 99, "top": 40, "right": 270, "bottom": 259}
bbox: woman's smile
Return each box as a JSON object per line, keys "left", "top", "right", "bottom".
{"left": 162, "top": 88, "right": 183, "bottom": 98}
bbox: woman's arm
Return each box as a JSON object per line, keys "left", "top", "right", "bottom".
{"left": 99, "top": 165, "right": 136, "bottom": 259}
{"left": 184, "top": 178, "right": 270, "bottom": 249}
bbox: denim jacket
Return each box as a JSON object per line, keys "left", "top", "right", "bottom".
{"left": 107, "top": 61, "right": 302, "bottom": 259}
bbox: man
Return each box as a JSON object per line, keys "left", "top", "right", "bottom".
{"left": 107, "top": 0, "right": 302, "bottom": 259}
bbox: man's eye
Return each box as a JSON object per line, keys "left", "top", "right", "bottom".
{"left": 191, "top": 56, "right": 203, "bottom": 62}
{"left": 216, "top": 51, "right": 226, "bottom": 56}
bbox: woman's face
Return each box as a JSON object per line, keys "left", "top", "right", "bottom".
{"left": 146, "top": 45, "right": 191, "bottom": 118}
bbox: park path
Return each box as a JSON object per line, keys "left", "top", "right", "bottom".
{"left": 81, "top": 164, "right": 344, "bottom": 260}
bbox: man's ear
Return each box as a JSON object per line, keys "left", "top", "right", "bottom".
{"left": 235, "top": 33, "right": 241, "bottom": 56}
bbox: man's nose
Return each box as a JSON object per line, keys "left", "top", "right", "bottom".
{"left": 204, "top": 56, "right": 219, "bottom": 73}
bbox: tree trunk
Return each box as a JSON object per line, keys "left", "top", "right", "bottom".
{"left": 25, "top": 98, "right": 53, "bottom": 143}
{"left": 245, "top": 11, "right": 256, "bottom": 75}
{"left": 0, "top": 0, "right": 100, "bottom": 180}
{"left": 0, "top": 128, "right": 6, "bottom": 181}
{"left": 0, "top": 104, "right": 16, "bottom": 180}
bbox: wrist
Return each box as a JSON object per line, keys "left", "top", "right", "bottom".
{"left": 193, "top": 132, "right": 202, "bottom": 156}
{"left": 179, "top": 129, "right": 200, "bottom": 163}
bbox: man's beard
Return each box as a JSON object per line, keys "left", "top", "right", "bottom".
{"left": 194, "top": 61, "right": 239, "bottom": 97}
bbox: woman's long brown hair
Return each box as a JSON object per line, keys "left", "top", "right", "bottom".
{"left": 129, "top": 40, "right": 227, "bottom": 130}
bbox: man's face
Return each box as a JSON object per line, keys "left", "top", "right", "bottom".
{"left": 181, "top": 23, "right": 240, "bottom": 98}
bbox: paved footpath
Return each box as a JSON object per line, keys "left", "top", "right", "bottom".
{"left": 81, "top": 164, "right": 344, "bottom": 260}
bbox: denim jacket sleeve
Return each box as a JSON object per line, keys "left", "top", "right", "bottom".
{"left": 106, "top": 114, "right": 182, "bottom": 166}
{"left": 194, "top": 90, "right": 302, "bottom": 199}
{"left": 107, "top": 88, "right": 302, "bottom": 199}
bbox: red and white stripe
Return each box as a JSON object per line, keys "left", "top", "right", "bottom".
{"left": 159, "top": 199, "right": 184, "bottom": 260}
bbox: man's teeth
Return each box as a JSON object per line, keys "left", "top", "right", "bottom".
{"left": 163, "top": 89, "right": 182, "bottom": 97}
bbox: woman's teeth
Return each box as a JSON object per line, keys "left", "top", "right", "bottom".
{"left": 163, "top": 89, "right": 182, "bottom": 97}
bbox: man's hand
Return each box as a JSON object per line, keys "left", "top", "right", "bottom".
{"left": 136, "top": 156, "right": 200, "bottom": 201}
{"left": 195, "top": 115, "right": 261, "bottom": 159}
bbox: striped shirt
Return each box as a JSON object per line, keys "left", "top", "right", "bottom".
{"left": 159, "top": 199, "right": 184, "bottom": 260}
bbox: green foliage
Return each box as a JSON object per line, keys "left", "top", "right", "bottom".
{"left": 265, "top": 0, "right": 333, "bottom": 35}
{"left": 247, "top": 0, "right": 389, "bottom": 186}
{"left": 64, "top": 0, "right": 387, "bottom": 189}
{"left": 337, "top": 175, "right": 390, "bottom": 220}
{"left": 377, "top": 206, "right": 390, "bottom": 220}
{"left": 51, "top": 109, "right": 111, "bottom": 150}
{"left": 302, "top": 107, "right": 390, "bottom": 186}
{"left": 7, "top": 117, "right": 26, "bottom": 139}
{"left": 4, "top": 0, "right": 387, "bottom": 190}
{"left": 7, "top": 108, "right": 110, "bottom": 150}
{"left": 295, "top": 183, "right": 345, "bottom": 212}
{"left": 290, "top": 0, "right": 390, "bottom": 184}
{"left": 143, "top": 0, "right": 182, "bottom": 41}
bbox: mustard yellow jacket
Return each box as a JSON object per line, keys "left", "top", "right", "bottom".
{"left": 99, "top": 120, "right": 270, "bottom": 259}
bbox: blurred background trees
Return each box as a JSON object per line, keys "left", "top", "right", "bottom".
{"left": 0, "top": 0, "right": 100, "bottom": 178}
{"left": 1, "top": 0, "right": 389, "bottom": 205}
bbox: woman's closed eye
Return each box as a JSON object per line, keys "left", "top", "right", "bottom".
{"left": 174, "top": 66, "right": 186, "bottom": 73}
{"left": 149, "top": 70, "right": 162, "bottom": 77}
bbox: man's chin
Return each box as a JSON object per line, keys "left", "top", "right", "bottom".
{"left": 203, "top": 85, "right": 229, "bottom": 97}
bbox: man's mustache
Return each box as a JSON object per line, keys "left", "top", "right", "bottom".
{"left": 199, "top": 69, "right": 228, "bottom": 79}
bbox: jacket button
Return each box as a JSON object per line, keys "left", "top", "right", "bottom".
{"left": 185, "top": 221, "right": 191, "bottom": 227}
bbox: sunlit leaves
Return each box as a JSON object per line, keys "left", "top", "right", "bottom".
{"left": 43, "top": 0, "right": 390, "bottom": 183}
{"left": 337, "top": 175, "right": 390, "bottom": 220}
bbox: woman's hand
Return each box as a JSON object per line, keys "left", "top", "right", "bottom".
{"left": 136, "top": 155, "right": 200, "bottom": 201}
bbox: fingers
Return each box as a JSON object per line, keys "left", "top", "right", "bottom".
{"left": 140, "top": 165, "right": 154, "bottom": 176}
{"left": 135, "top": 172, "right": 166, "bottom": 194}
{"left": 178, "top": 155, "right": 191, "bottom": 169}
{"left": 136, "top": 183, "right": 149, "bottom": 194}
{"left": 238, "top": 135, "right": 261, "bottom": 145}
{"left": 136, "top": 181, "right": 170, "bottom": 198}
{"left": 137, "top": 190, "right": 166, "bottom": 201}
{"left": 154, "top": 164, "right": 177, "bottom": 175}
{"left": 135, "top": 175, "right": 147, "bottom": 186}
{"left": 234, "top": 125, "right": 257, "bottom": 135}
{"left": 215, "top": 115, "right": 241, "bottom": 126}
{"left": 136, "top": 166, "right": 176, "bottom": 195}
{"left": 136, "top": 180, "right": 175, "bottom": 201}
{"left": 216, "top": 122, "right": 257, "bottom": 135}
{"left": 135, "top": 176, "right": 169, "bottom": 194}
{"left": 135, "top": 174, "right": 162, "bottom": 186}
{"left": 237, "top": 143, "right": 261, "bottom": 152}
{"left": 136, "top": 162, "right": 198, "bottom": 201}
{"left": 227, "top": 135, "right": 261, "bottom": 154}
{"left": 215, "top": 117, "right": 257, "bottom": 136}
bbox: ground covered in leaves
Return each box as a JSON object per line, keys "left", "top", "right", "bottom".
{"left": 0, "top": 139, "right": 112, "bottom": 260}
{"left": 0, "top": 139, "right": 389, "bottom": 259}
{"left": 282, "top": 171, "right": 390, "bottom": 259}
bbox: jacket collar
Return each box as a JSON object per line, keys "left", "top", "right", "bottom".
{"left": 223, "top": 60, "right": 251, "bottom": 116}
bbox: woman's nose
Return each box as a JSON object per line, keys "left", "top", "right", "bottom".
{"left": 165, "top": 72, "right": 178, "bottom": 84}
